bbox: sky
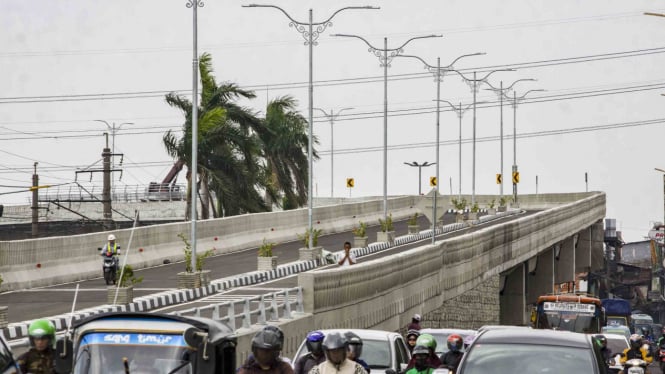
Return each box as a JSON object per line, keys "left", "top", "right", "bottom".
{"left": 2, "top": 0, "right": 665, "bottom": 243}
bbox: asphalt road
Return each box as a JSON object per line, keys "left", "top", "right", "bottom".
{"left": 0, "top": 215, "right": 435, "bottom": 323}
{"left": 1, "top": 210, "right": 537, "bottom": 325}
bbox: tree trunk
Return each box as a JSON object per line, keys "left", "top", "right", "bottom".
{"left": 200, "top": 169, "right": 210, "bottom": 219}
{"left": 185, "top": 169, "right": 192, "bottom": 220}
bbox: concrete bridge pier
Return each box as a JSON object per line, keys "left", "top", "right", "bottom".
{"left": 500, "top": 263, "right": 526, "bottom": 325}
{"left": 526, "top": 247, "right": 555, "bottom": 305}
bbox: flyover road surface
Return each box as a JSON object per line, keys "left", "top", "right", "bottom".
{"left": 1, "top": 210, "right": 536, "bottom": 325}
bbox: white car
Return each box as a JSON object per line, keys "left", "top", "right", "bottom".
{"left": 292, "top": 329, "right": 411, "bottom": 373}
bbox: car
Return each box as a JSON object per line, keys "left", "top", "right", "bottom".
{"left": 601, "top": 324, "right": 631, "bottom": 341}
{"left": 603, "top": 334, "right": 628, "bottom": 374}
{"left": 456, "top": 328, "right": 608, "bottom": 374}
{"left": 419, "top": 328, "right": 477, "bottom": 355}
{"left": 292, "top": 329, "right": 411, "bottom": 374}
{"left": 0, "top": 333, "right": 19, "bottom": 373}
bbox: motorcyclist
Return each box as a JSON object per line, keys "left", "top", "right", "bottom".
{"left": 17, "top": 319, "right": 56, "bottom": 374}
{"left": 406, "top": 333, "right": 441, "bottom": 369}
{"left": 439, "top": 334, "right": 464, "bottom": 374}
{"left": 405, "top": 346, "right": 435, "bottom": 374}
{"left": 620, "top": 334, "right": 653, "bottom": 365}
{"left": 405, "top": 329, "right": 420, "bottom": 353}
{"left": 100, "top": 234, "right": 121, "bottom": 267}
{"left": 344, "top": 331, "right": 370, "bottom": 374}
{"left": 237, "top": 325, "right": 294, "bottom": 374}
{"left": 309, "top": 332, "right": 366, "bottom": 374}
{"left": 294, "top": 331, "right": 326, "bottom": 374}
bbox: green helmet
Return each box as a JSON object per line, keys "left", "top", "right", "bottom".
{"left": 28, "top": 319, "right": 56, "bottom": 349}
{"left": 415, "top": 333, "right": 437, "bottom": 351}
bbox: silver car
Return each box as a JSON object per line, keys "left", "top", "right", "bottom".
{"left": 292, "top": 329, "right": 411, "bottom": 373}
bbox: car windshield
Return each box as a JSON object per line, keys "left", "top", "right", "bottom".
{"left": 297, "top": 338, "right": 391, "bottom": 369}
{"left": 460, "top": 343, "right": 595, "bottom": 373}
{"left": 74, "top": 332, "right": 193, "bottom": 374}
{"left": 538, "top": 311, "right": 599, "bottom": 333}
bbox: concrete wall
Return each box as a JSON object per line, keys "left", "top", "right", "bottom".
{"left": 0, "top": 196, "right": 418, "bottom": 291}
{"left": 297, "top": 192, "right": 605, "bottom": 332}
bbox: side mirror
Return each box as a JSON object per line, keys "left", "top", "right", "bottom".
{"left": 184, "top": 328, "right": 214, "bottom": 373}
{"left": 55, "top": 337, "right": 73, "bottom": 374}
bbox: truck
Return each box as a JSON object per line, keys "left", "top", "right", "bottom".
{"left": 601, "top": 298, "right": 631, "bottom": 327}
{"left": 55, "top": 312, "right": 237, "bottom": 374}
{"left": 532, "top": 294, "right": 605, "bottom": 333}
{"left": 631, "top": 313, "right": 654, "bottom": 336}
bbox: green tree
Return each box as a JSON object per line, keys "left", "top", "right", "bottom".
{"left": 260, "top": 96, "right": 316, "bottom": 210}
{"left": 163, "top": 53, "right": 267, "bottom": 218}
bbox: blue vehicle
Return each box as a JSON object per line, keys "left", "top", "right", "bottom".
{"left": 55, "top": 312, "right": 237, "bottom": 374}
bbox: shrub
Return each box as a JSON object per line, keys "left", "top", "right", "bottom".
{"left": 379, "top": 214, "right": 394, "bottom": 232}
{"left": 178, "top": 233, "right": 214, "bottom": 273}
{"left": 298, "top": 228, "right": 323, "bottom": 247}
{"left": 352, "top": 221, "right": 367, "bottom": 237}
{"left": 451, "top": 198, "right": 467, "bottom": 211}
{"left": 499, "top": 196, "right": 510, "bottom": 207}
{"left": 117, "top": 264, "right": 143, "bottom": 288}
{"left": 258, "top": 239, "right": 275, "bottom": 257}
{"left": 408, "top": 213, "right": 418, "bottom": 226}
{"left": 471, "top": 202, "right": 480, "bottom": 213}
{"left": 488, "top": 199, "right": 496, "bottom": 209}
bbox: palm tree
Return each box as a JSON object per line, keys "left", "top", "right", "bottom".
{"left": 164, "top": 53, "right": 267, "bottom": 218}
{"left": 260, "top": 96, "right": 317, "bottom": 210}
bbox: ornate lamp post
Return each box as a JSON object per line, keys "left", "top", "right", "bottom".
{"left": 331, "top": 33, "right": 442, "bottom": 221}
{"left": 448, "top": 69, "right": 514, "bottom": 206}
{"left": 397, "top": 52, "right": 483, "bottom": 243}
{"left": 483, "top": 78, "right": 536, "bottom": 197}
{"left": 314, "top": 107, "right": 354, "bottom": 197}
{"left": 436, "top": 100, "right": 488, "bottom": 200}
{"left": 505, "top": 88, "right": 545, "bottom": 204}
{"left": 243, "top": 4, "right": 378, "bottom": 249}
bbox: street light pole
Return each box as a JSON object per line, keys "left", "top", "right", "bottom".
{"left": 244, "top": 4, "right": 378, "bottom": 249}
{"left": 437, "top": 100, "right": 487, "bottom": 200}
{"left": 484, "top": 78, "right": 536, "bottom": 197}
{"left": 507, "top": 88, "right": 545, "bottom": 204}
{"left": 404, "top": 162, "right": 435, "bottom": 195}
{"left": 450, "top": 69, "right": 514, "bottom": 206}
{"left": 314, "top": 107, "right": 354, "bottom": 198}
{"left": 332, "top": 33, "right": 442, "bottom": 221}
{"left": 398, "top": 52, "right": 483, "bottom": 243}
{"left": 186, "top": 0, "right": 202, "bottom": 272}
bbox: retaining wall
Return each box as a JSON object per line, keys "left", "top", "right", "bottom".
{"left": 297, "top": 192, "right": 606, "bottom": 332}
{"left": 0, "top": 196, "right": 418, "bottom": 291}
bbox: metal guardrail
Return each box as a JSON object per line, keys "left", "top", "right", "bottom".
{"left": 36, "top": 184, "right": 187, "bottom": 203}
{"left": 169, "top": 287, "right": 304, "bottom": 331}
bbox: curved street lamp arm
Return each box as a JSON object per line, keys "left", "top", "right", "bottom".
{"left": 333, "top": 107, "right": 354, "bottom": 119}
{"left": 319, "top": 6, "right": 380, "bottom": 25}
{"left": 393, "top": 34, "right": 442, "bottom": 52}
{"left": 398, "top": 54, "right": 432, "bottom": 68}
{"left": 477, "top": 68, "right": 515, "bottom": 82}
{"left": 313, "top": 107, "right": 331, "bottom": 117}
{"left": 243, "top": 4, "right": 302, "bottom": 24}
{"left": 484, "top": 78, "right": 535, "bottom": 91}
{"left": 516, "top": 89, "right": 546, "bottom": 100}
{"left": 332, "top": 33, "right": 378, "bottom": 49}
{"left": 443, "top": 52, "right": 485, "bottom": 69}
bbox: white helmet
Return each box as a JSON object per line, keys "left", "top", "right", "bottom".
{"left": 108, "top": 234, "right": 116, "bottom": 241}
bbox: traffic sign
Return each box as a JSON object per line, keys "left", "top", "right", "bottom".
{"left": 346, "top": 178, "right": 355, "bottom": 188}
{"left": 496, "top": 174, "right": 502, "bottom": 185}
{"left": 512, "top": 171, "right": 520, "bottom": 184}
{"left": 429, "top": 176, "right": 437, "bottom": 187}
{"left": 648, "top": 228, "right": 664, "bottom": 245}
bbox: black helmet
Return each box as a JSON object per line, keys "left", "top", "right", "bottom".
{"left": 641, "top": 326, "right": 650, "bottom": 336}
{"left": 344, "top": 331, "right": 363, "bottom": 358}
{"left": 252, "top": 325, "right": 284, "bottom": 351}
{"left": 406, "top": 329, "right": 420, "bottom": 340}
{"left": 322, "top": 332, "right": 348, "bottom": 351}
{"left": 412, "top": 345, "right": 429, "bottom": 356}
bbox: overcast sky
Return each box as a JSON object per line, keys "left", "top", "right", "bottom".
{"left": 2, "top": 0, "right": 665, "bottom": 243}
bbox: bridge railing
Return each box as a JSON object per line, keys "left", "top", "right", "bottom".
{"left": 169, "top": 287, "right": 304, "bottom": 331}
{"left": 36, "top": 184, "right": 187, "bottom": 203}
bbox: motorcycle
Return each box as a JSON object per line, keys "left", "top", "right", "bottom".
{"left": 622, "top": 358, "right": 648, "bottom": 374}
{"left": 97, "top": 247, "right": 120, "bottom": 285}
{"left": 659, "top": 346, "right": 665, "bottom": 374}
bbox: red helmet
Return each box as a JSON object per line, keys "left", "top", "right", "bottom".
{"left": 447, "top": 334, "right": 463, "bottom": 352}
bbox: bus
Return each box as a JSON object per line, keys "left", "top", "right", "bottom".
{"left": 532, "top": 294, "right": 604, "bottom": 333}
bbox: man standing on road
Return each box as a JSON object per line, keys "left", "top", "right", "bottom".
{"left": 17, "top": 319, "right": 56, "bottom": 374}
{"left": 337, "top": 242, "right": 356, "bottom": 267}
